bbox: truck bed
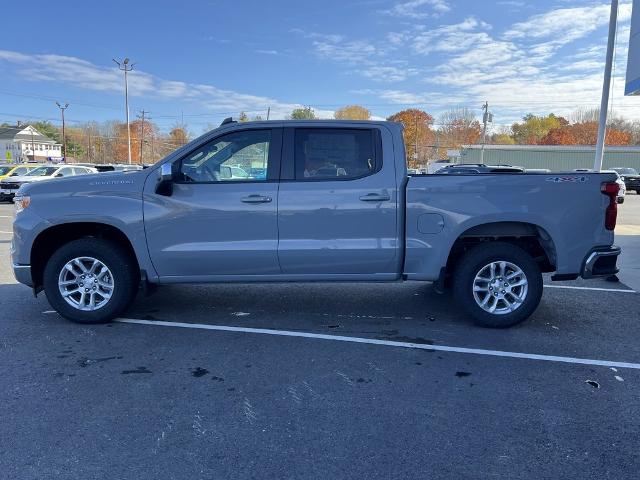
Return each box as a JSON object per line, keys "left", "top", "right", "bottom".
{"left": 403, "top": 172, "right": 617, "bottom": 280}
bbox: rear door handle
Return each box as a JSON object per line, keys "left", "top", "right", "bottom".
{"left": 359, "top": 193, "right": 390, "bottom": 202}
{"left": 241, "top": 194, "right": 272, "bottom": 204}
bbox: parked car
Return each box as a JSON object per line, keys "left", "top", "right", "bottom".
{"left": 574, "top": 169, "right": 625, "bottom": 203}
{"left": 611, "top": 167, "right": 640, "bottom": 194}
{"left": 0, "top": 163, "right": 40, "bottom": 181}
{"left": 0, "top": 164, "right": 97, "bottom": 202}
{"left": 11, "top": 120, "right": 620, "bottom": 328}
{"left": 436, "top": 164, "right": 526, "bottom": 174}
{"left": 74, "top": 163, "right": 144, "bottom": 173}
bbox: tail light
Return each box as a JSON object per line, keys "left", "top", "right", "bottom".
{"left": 601, "top": 182, "right": 619, "bottom": 231}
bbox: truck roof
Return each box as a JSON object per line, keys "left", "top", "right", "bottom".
{"left": 217, "top": 119, "right": 402, "bottom": 129}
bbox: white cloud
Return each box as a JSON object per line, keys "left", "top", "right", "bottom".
{"left": 313, "top": 39, "right": 378, "bottom": 63}
{"left": 412, "top": 17, "right": 493, "bottom": 55}
{"left": 504, "top": 3, "right": 632, "bottom": 44}
{"left": 360, "top": 65, "right": 418, "bottom": 82}
{"left": 384, "top": 0, "right": 450, "bottom": 19}
{"left": 0, "top": 49, "right": 335, "bottom": 120}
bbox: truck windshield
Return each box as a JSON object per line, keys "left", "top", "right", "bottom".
{"left": 26, "top": 166, "right": 57, "bottom": 176}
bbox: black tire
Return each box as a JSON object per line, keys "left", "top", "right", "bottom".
{"left": 453, "top": 242, "right": 543, "bottom": 328}
{"left": 43, "top": 238, "right": 138, "bottom": 324}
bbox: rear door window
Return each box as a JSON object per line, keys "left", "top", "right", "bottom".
{"left": 294, "top": 128, "right": 378, "bottom": 180}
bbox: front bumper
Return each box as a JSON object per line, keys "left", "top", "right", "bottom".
{"left": 581, "top": 246, "right": 621, "bottom": 279}
{"left": 13, "top": 263, "right": 33, "bottom": 287}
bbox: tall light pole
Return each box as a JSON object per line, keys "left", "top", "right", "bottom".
{"left": 55, "top": 102, "right": 69, "bottom": 161}
{"left": 594, "top": 0, "right": 619, "bottom": 171}
{"left": 113, "top": 57, "right": 134, "bottom": 164}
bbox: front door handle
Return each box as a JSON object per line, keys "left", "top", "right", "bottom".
{"left": 241, "top": 194, "right": 272, "bottom": 204}
{"left": 359, "top": 193, "right": 390, "bottom": 202}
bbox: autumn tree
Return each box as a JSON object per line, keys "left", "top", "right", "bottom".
{"left": 511, "top": 114, "right": 569, "bottom": 144}
{"left": 491, "top": 133, "right": 516, "bottom": 145}
{"left": 334, "top": 105, "right": 371, "bottom": 120}
{"left": 168, "top": 125, "right": 189, "bottom": 148}
{"left": 540, "top": 128, "right": 577, "bottom": 145}
{"left": 387, "top": 108, "right": 435, "bottom": 167}
{"left": 290, "top": 107, "right": 316, "bottom": 120}
{"left": 238, "top": 111, "right": 249, "bottom": 122}
{"left": 437, "top": 107, "right": 482, "bottom": 151}
{"left": 569, "top": 122, "right": 631, "bottom": 146}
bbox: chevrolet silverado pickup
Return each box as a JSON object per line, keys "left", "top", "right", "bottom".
{"left": 11, "top": 120, "right": 621, "bottom": 327}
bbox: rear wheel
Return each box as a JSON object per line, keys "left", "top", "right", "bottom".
{"left": 43, "top": 238, "right": 138, "bottom": 324}
{"left": 453, "top": 242, "right": 543, "bottom": 328}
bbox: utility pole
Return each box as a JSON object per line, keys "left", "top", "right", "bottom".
{"left": 113, "top": 57, "right": 135, "bottom": 164}
{"left": 137, "top": 110, "right": 150, "bottom": 165}
{"left": 266, "top": 107, "right": 271, "bottom": 120}
{"left": 594, "top": 0, "right": 619, "bottom": 171}
{"left": 414, "top": 111, "right": 419, "bottom": 167}
{"left": 56, "top": 102, "right": 69, "bottom": 161}
{"left": 480, "top": 101, "right": 492, "bottom": 165}
{"left": 87, "top": 127, "right": 92, "bottom": 163}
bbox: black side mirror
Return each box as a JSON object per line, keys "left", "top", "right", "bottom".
{"left": 156, "top": 163, "right": 174, "bottom": 196}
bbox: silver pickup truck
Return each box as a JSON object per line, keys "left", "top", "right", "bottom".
{"left": 11, "top": 120, "right": 621, "bottom": 327}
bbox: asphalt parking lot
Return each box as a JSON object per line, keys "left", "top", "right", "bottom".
{"left": 1, "top": 196, "right": 640, "bottom": 479}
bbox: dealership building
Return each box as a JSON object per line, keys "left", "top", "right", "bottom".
{"left": 458, "top": 144, "right": 640, "bottom": 171}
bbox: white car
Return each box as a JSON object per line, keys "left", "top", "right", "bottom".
{"left": 0, "top": 164, "right": 98, "bottom": 202}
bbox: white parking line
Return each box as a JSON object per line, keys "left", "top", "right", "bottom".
{"left": 544, "top": 284, "right": 636, "bottom": 294}
{"left": 115, "top": 318, "right": 640, "bottom": 370}
{"left": 0, "top": 230, "right": 13, "bottom": 234}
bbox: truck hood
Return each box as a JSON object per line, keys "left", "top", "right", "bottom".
{"left": 18, "top": 170, "right": 147, "bottom": 197}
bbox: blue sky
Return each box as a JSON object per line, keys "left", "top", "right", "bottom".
{"left": 0, "top": 0, "right": 638, "bottom": 134}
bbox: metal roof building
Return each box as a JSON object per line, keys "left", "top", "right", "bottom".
{"left": 460, "top": 145, "right": 640, "bottom": 171}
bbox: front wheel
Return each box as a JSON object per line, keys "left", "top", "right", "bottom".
{"left": 453, "top": 242, "right": 543, "bottom": 328}
{"left": 43, "top": 238, "right": 138, "bottom": 324}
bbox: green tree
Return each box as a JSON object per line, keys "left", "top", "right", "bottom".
{"left": 511, "top": 114, "right": 568, "bottom": 144}
{"left": 290, "top": 107, "right": 316, "bottom": 120}
{"left": 238, "top": 111, "right": 249, "bottom": 122}
{"left": 31, "top": 121, "right": 61, "bottom": 142}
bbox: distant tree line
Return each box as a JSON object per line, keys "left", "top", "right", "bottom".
{"left": 8, "top": 104, "right": 639, "bottom": 166}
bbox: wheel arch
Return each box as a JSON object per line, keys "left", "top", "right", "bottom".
{"left": 444, "top": 221, "right": 557, "bottom": 279}
{"left": 31, "top": 222, "right": 141, "bottom": 291}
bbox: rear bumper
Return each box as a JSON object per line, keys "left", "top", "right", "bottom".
{"left": 12, "top": 264, "right": 33, "bottom": 287}
{"left": 581, "top": 246, "right": 621, "bottom": 279}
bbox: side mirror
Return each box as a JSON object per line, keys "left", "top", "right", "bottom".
{"left": 156, "top": 163, "right": 174, "bottom": 196}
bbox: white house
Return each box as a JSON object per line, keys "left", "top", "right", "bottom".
{"left": 0, "top": 124, "right": 63, "bottom": 163}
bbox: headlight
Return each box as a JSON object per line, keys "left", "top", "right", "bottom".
{"left": 14, "top": 195, "right": 30, "bottom": 213}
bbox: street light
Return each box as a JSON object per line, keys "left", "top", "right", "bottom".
{"left": 113, "top": 57, "right": 135, "bottom": 164}
{"left": 56, "top": 102, "right": 69, "bottom": 161}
